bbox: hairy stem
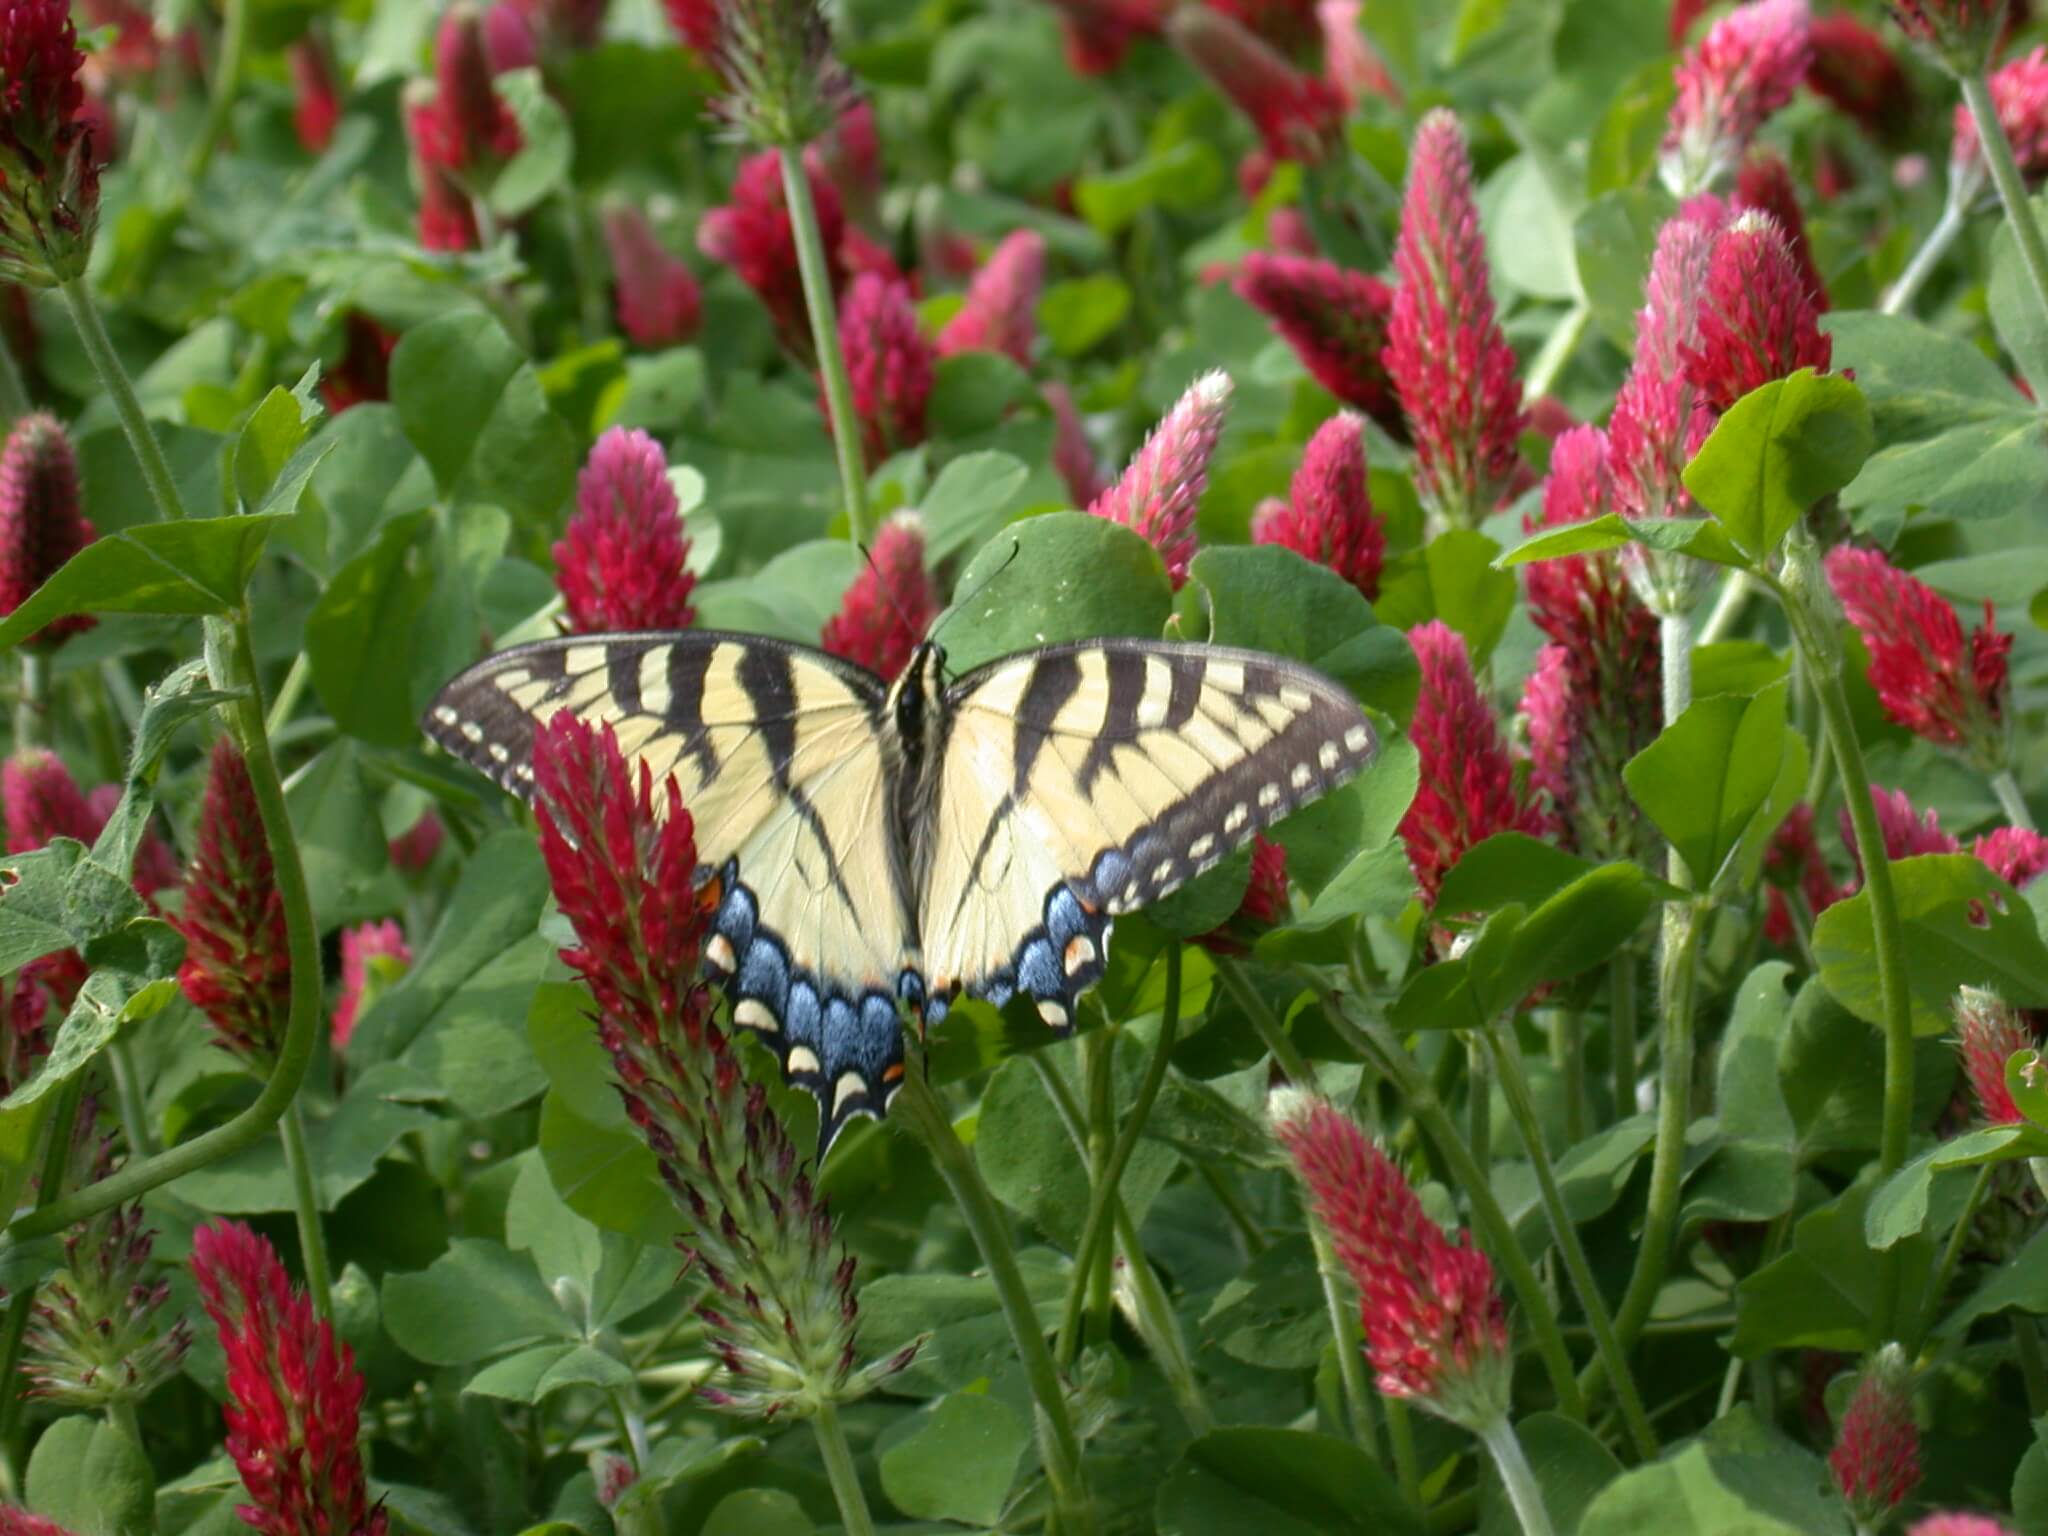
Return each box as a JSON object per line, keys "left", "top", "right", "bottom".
{"left": 1523, "top": 303, "right": 1591, "bottom": 404}
{"left": 777, "top": 145, "right": 871, "bottom": 547}
{"left": 1881, "top": 182, "right": 1971, "bottom": 316}
{"left": 1479, "top": 1417, "right": 1558, "bottom": 1536}
{"left": 811, "top": 1398, "right": 878, "bottom": 1536}
{"left": 0, "top": 327, "right": 29, "bottom": 426}
{"left": 279, "top": 1096, "right": 334, "bottom": 1319}
{"left": 107, "top": 1038, "right": 154, "bottom": 1159}
{"left": 1917, "top": 1162, "right": 1994, "bottom": 1350}
{"left": 1961, "top": 69, "right": 2048, "bottom": 358}
{"left": 1609, "top": 958, "right": 1639, "bottom": 1123}
{"left": 59, "top": 279, "right": 188, "bottom": 522}
{"left": 1992, "top": 768, "right": 2037, "bottom": 832}
{"left": 14, "top": 651, "right": 47, "bottom": 749}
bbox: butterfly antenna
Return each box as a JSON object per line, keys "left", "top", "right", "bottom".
{"left": 851, "top": 535, "right": 929, "bottom": 647}
{"left": 930, "top": 539, "right": 1022, "bottom": 649}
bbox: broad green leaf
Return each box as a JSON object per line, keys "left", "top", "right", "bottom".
{"left": 1371, "top": 528, "right": 1517, "bottom": 668}
{"left": 169, "top": 1074, "right": 433, "bottom": 1213}
{"left": 304, "top": 509, "right": 443, "bottom": 749}
{"left": 538, "top": 1090, "right": 681, "bottom": 1245}
{"left": 1732, "top": 1175, "right": 1931, "bottom": 1357}
{"left": 1435, "top": 833, "right": 1622, "bottom": 918}
{"left": 1586, "top": 58, "right": 1676, "bottom": 197}
{"left": 878, "top": 1393, "right": 1030, "bottom": 1526}
{"left": 1202, "top": 1236, "right": 1328, "bottom": 1369}
{"left": 927, "top": 350, "right": 1037, "bottom": 438}
{"left": 25, "top": 1415, "right": 156, "bottom": 1536}
{"left": 1478, "top": 1413, "right": 1624, "bottom": 1536}
{"left": 1074, "top": 141, "right": 1227, "bottom": 233}
{"left": 920, "top": 450, "right": 1031, "bottom": 564}
{"left": 1939, "top": 1223, "right": 2048, "bottom": 1336}
{"left": 1156, "top": 1428, "right": 1423, "bottom": 1536}
{"left": 490, "top": 69, "right": 575, "bottom": 218}
{"left": 287, "top": 740, "right": 403, "bottom": 934}
{"left": 1681, "top": 962, "right": 1798, "bottom": 1228}
{"left": 464, "top": 1342, "right": 633, "bottom": 1402}
{"left": 1683, "top": 371, "right": 1874, "bottom": 561}
{"left": 231, "top": 384, "right": 317, "bottom": 512}
{"left": 858, "top": 1255, "right": 1067, "bottom": 1398}
{"left": 383, "top": 1239, "right": 577, "bottom": 1366}
{"left": 1577, "top": 1408, "right": 1849, "bottom": 1535}
{"left": 1039, "top": 274, "right": 1131, "bottom": 356}
{"left": 0, "top": 514, "right": 288, "bottom": 652}
{"left": 0, "top": 841, "right": 87, "bottom": 975}
{"left": 941, "top": 512, "right": 1174, "bottom": 675}
{"left": 1624, "top": 683, "right": 1787, "bottom": 891}
{"left": 1813, "top": 855, "right": 2048, "bottom": 1035}
{"left": 1865, "top": 1125, "right": 2042, "bottom": 1250}
{"left": 1824, "top": 310, "right": 2032, "bottom": 438}
{"left": 1495, "top": 511, "right": 1749, "bottom": 572}
{"left": 1574, "top": 188, "right": 1675, "bottom": 352}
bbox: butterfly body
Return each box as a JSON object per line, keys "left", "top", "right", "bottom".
{"left": 426, "top": 629, "right": 1377, "bottom": 1148}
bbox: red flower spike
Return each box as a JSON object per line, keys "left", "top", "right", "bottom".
{"left": 1251, "top": 411, "right": 1384, "bottom": 600}
{"left": 821, "top": 511, "right": 937, "bottom": 681}
{"left": 1841, "top": 788, "right": 1960, "bottom": 895}
{"left": 1825, "top": 546, "right": 2011, "bottom": 769}
{"left": 1806, "top": 14, "right": 1914, "bottom": 146}
{"left": 0, "top": 1512, "right": 79, "bottom": 1535}
{"left": 3, "top": 745, "right": 95, "bottom": 853}
{"left": 1400, "top": 621, "right": 1544, "bottom": 911}
{"left": 1269, "top": 1090, "right": 1512, "bottom": 1431}
{"left": 835, "top": 274, "right": 935, "bottom": 468}
{"left": 1974, "top": 826, "right": 2048, "bottom": 889}
{"left": 1660, "top": 0, "right": 1811, "bottom": 195}
{"left": 0, "top": 0, "right": 100, "bottom": 284}
{"left": 1896, "top": 0, "right": 2007, "bottom": 69}
{"left": 698, "top": 149, "right": 846, "bottom": 358}
{"left": 173, "top": 739, "right": 291, "bottom": 1072}
{"left": 1669, "top": 0, "right": 1711, "bottom": 44}
{"left": 1046, "top": 0, "right": 1168, "bottom": 74}
{"left": 1735, "top": 152, "right": 1826, "bottom": 310}
{"left": 1196, "top": 834, "right": 1289, "bottom": 954}
{"left": 1318, "top": 0, "right": 1400, "bottom": 108}
{"left": 320, "top": 313, "right": 397, "bottom": 416}
{"left": 1954, "top": 986, "right": 2031, "bottom": 1126}
{"left": 1907, "top": 1516, "right": 2019, "bottom": 1536}
{"left": 191, "top": 1220, "right": 386, "bottom": 1536}
{"left": 0, "top": 412, "right": 93, "bottom": 650}
{"left": 604, "top": 203, "right": 702, "bottom": 349}
{"left": 937, "top": 229, "right": 1045, "bottom": 366}
{"left": 1679, "top": 210, "right": 1831, "bottom": 416}
{"left": 664, "top": 0, "right": 717, "bottom": 52}
{"left": 333, "top": 920, "right": 411, "bottom": 1054}
{"left": 287, "top": 37, "right": 341, "bottom": 154}
{"left": 483, "top": 1, "right": 540, "bottom": 72}
{"left": 1609, "top": 206, "right": 1724, "bottom": 526}
{"left": 1385, "top": 109, "right": 1527, "bottom": 530}
{"left": 1829, "top": 1344, "right": 1921, "bottom": 1526}
{"left": 1088, "top": 370, "right": 1232, "bottom": 590}
{"left": 431, "top": 2, "right": 523, "bottom": 170}
{"left": 405, "top": 89, "right": 479, "bottom": 251}
{"left": 1953, "top": 46, "right": 2048, "bottom": 183}
{"left": 555, "top": 426, "right": 696, "bottom": 634}
{"left": 1519, "top": 645, "right": 1573, "bottom": 843}
{"left": 1234, "top": 252, "right": 1404, "bottom": 439}
{"left": 1165, "top": 5, "right": 1345, "bottom": 164}
{"left": 1044, "top": 381, "right": 1106, "bottom": 507}
{"left": 388, "top": 811, "right": 444, "bottom": 873}
{"left": 1762, "top": 803, "right": 1844, "bottom": 945}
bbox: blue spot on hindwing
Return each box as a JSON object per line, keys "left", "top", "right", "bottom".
{"left": 1018, "top": 937, "right": 1061, "bottom": 999}
{"left": 785, "top": 980, "right": 823, "bottom": 1057}
{"left": 1045, "top": 887, "right": 1088, "bottom": 948}
{"left": 739, "top": 939, "right": 788, "bottom": 1015}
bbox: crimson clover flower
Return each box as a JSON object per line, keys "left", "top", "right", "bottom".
{"left": 287, "top": 37, "right": 341, "bottom": 155}
{"left": 1165, "top": 4, "right": 1345, "bottom": 164}
{"left": 698, "top": 149, "right": 846, "bottom": 358}
{"left": 0, "top": 0, "right": 101, "bottom": 286}
{"left": 1953, "top": 986, "right": 2032, "bottom": 1125}
{"left": 1045, "top": 0, "right": 1167, "bottom": 75}
{"left": 1761, "top": 803, "right": 1844, "bottom": 947}
{"left": 1806, "top": 13, "right": 1915, "bottom": 146}
{"left": 1196, "top": 834, "right": 1289, "bottom": 955}
{"left": 1734, "top": 152, "right": 1827, "bottom": 310}
{"left": 1824, "top": 546, "right": 2012, "bottom": 771}
{"left": 707, "top": 0, "right": 855, "bottom": 149}
{"left": 1895, "top": 0, "right": 2008, "bottom": 72}
{"left": 425, "top": 3, "right": 524, "bottom": 176}
{"left": 1953, "top": 47, "right": 2048, "bottom": 186}
{"left": 1270, "top": 1089, "right": 1512, "bottom": 1431}
{"left": 1385, "top": 109, "right": 1526, "bottom": 531}
{"left": 1848, "top": 787, "right": 1961, "bottom": 882}
{"left": 332, "top": 920, "right": 411, "bottom": 1054}
{"left": 532, "top": 714, "right": 916, "bottom": 1417}
{"left": 1660, "top": 0, "right": 1812, "bottom": 195}
{"left": 603, "top": 203, "right": 702, "bottom": 350}
{"left": 22, "top": 1140, "right": 191, "bottom": 1409}
{"left": 663, "top": 0, "right": 716, "bottom": 53}
{"left": 1974, "top": 826, "right": 2048, "bottom": 888}
{"left": 554, "top": 426, "right": 697, "bottom": 634}
{"left": 1234, "top": 252, "right": 1403, "bottom": 439}
{"left": 319, "top": 314, "right": 397, "bottom": 417}
{"left": 821, "top": 510, "right": 937, "bottom": 682}
{"left": 387, "top": 811, "right": 444, "bottom": 874}
{"left": 173, "top": 739, "right": 291, "bottom": 1072}
{"left": 937, "top": 229, "right": 1045, "bottom": 367}
{"left": 1044, "top": 381, "right": 1105, "bottom": 507}
{"left": 1680, "top": 209, "right": 1832, "bottom": 417}
{"left": 1829, "top": 1343, "right": 1921, "bottom": 1526}
{"left": 1907, "top": 1515, "right": 2019, "bottom": 1535}
{"left": 1319, "top": 0, "right": 1399, "bottom": 109}
{"left": 405, "top": 88, "right": 480, "bottom": 252}
{"left": 1088, "top": 370, "right": 1233, "bottom": 590}
{"left": 1517, "top": 426, "right": 1662, "bottom": 861}
{"left": 835, "top": 273, "right": 935, "bottom": 468}
{"left": 1251, "top": 412, "right": 1384, "bottom": 601}
{"left": 0, "top": 412, "right": 93, "bottom": 650}
{"left": 192, "top": 1220, "right": 386, "bottom": 1536}
{"left": 0, "top": 1511, "right": 78, "bottom": 1534}
{"left": 3, "top": 744, "right": 94, "bottom": 852}
{"left": 1401, "top": 621, "right": 1543, "bottom": 912}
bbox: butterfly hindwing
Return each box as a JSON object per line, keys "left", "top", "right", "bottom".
{"left": 919, "top": 639, "right": 1378, "bottom": 1027}
{"left": 425, "top": 632, "right": 920, "bottom": 1146}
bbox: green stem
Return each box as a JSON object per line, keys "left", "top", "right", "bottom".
{"left": 1322, "top": 1000, "right": 1587, "bottom": 1421}
{"left": 1308, "top": 1214, "right": 1384, "bottom": 1467}
{"left": 1057, "top": 946, "right": 1181, "bottom": 1371}
{"left": 1992, "top": 768, "right": 2037, "bottom": 832}
{"left": 892, "top": 1064, "right": 1093, "bottom": 1534}
{"left": 58, "top": 279, "right": 187, "bottom": 522}
{"left": 107, "top": 1038, "right": 154, "bottom": 1158}
{"left": 0, "top": 1077, "right": 85, "bottom": 1480}
{"left": 2017, "top": 1315, "right": 2048, "bottom": 1415}
{"left": 1697, "top": 571, "right": 1754, "bottom": 646}
{"left": 1961, "top": 69, "right": 2048, "bottom": 357}
{"left": 7, "top": 619, "right": 323, "bottom": 1240}
{"left": 1522, "top": 303, "right": 1591, "bottom": 404}
{"left": 1213, "top": 956, "right": 1313, "bottom": 1082}
{"left": 1609, "top": 959, "right": 1638, "bottom": 1124}
{"left": 1553, "top": 1010, "right": 1587, "bottom": 1145}
{"left": 1467, "top": 1035, "right": 1490, "bottom": 1173}
{"left": 1485, "top": 1027, "right": 1659, "bottom": 1461}
{"left": 1082, "top": 1029, "right": 1116, "bottom": 1351}
{"left": 105, "top": 1395, "right": 142, "bottom": 1451}
{"left": 1479, "top": 1417, "right": 1557, "bottom": 1536}
{"left": 183, "top": 0, "right": 250, "bottom": 190}
{"left": 0, "top": 326, "right": 29, "bottom": 427}
{"left": 14, "top": 651, "right": 47, "bottom": 749}
{"left": 279, "top": 1097, "right": 333, "bottom": 1319}
{"left": 777, "top": 145, "right": 871, "bottom": 547}
{"left": 265, "top": 653, "right": 312, "bottom": 737}
{"left": 1917, "top": 1163, "right": 1994, "bottom": 1349}
{"left": 1881, "top": 179, "right": 1971, "bottom": 316}
{"left": 811, "top": 1399, "right": 878, "bottom": 1536}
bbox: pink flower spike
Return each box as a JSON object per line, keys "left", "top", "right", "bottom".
{"left": 1385, "top": 109, "right": 1526, "bottom": 530}
{"left": 0, "top": 1511, "right": 80, "bottom": 1535}
{"left": 1268, "top": 1089, "right": 1512, "bottom": 1431}
{"left": 192, "top": 1220, "right": 386, "bottom": 1536}
{"left": 406, "top": 88, "right": 479, "bottom": 251}
{"left": 821, "top": 511, "right": 938, "bottom": 682}
{"left": 663, "top": 0, "right": 716, "bottom": 52}
{"left": 431, "top": 2, "right": 523, "bottom": 170}
{"left": 1088, "top": 370, "right": 1233, "bottom": 589}
{"left": 604, "top": 203, "right": 702, "bottom": 349}
{"left": 1680, "top": 210, "right": 1830, "bottom": 415}
{"left": 1952, "top": 46, "right": 2048, "bottom": 184}
{"left": 1164, "top": 4, "right": 1345, "bottom": 164}
{"left": 333, "top": 920, "right": 412, "bottom": 1054}
{"left": 1234, "top": 252, "right": 1404, "bottom": 440}
{"left": 1660, "top": 0, "right": 1812, "bottom": 195}
{"left": 1400, "top": 620, "right": 1543, "bottom": 910}
{"left": 1908, "top": 1515, "right": 2019, "bottom": 1536}
{"left": 835, "top": 273, "right": 935, "bottom": 467}
{"left": 1251, "top": 412, "right": 1384, "bottom": 600}
{"left": 1829, "top": 1344, "right": 1921, "bottom": 1526}
{"left": 1608, "top": 207, "right": 1725, "bottom": 526}
{"left": 287, "top": 37, "right": 341, "bottom": 154}
{"left": 388, "top": 810, "right": 445, "bottom": 873}
{"left": 937, "top": 229, "right": 1045, "bottom": 366}
{"left": 0, "top": 412, "right": 94, "bottom": 651}
{"left": 1825, "top": 546, "right": 2011, "bottom": 769}
{"left": 698, "top": 149, "right": 846, "bottom": 358}
{"left": 1735, "top": 152, "right": 1826, "bottom": 310}
{"left": 3, "top": 746, "right": 96, "bottom": 853}
{"left": 555, "top": 427, "right": 696, "bottom": 634}
{"left": 1974, "top": 826, "right": 2048, "bottom": 889}
{"left": 1317, "top": 0, "right": 1400, "bottom": 108}
{"left": 1518, "top": 645, "right": 1574, "bottom": 841}
{"left": 0, "top": 0, "right": 101, "bottom": 285}
{"left": 1806, "top": 14, "right": 1914, "bottom": 146}
{"left": 1044, "top": 381, "right": 1106, "bottom": 507}
{"left": 1844, "top": 788, "right": 1960, "bottom": 889}
{"left": 1953, "top": 985, "right": 2032, "bottom": 1125}
{"left": 483, "top": 1, "right": 540, "bottom": 72}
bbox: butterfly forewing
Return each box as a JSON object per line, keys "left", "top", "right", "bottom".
{"left": 919, "top": 639, "right": 1377, "bottom": 1028}
{"left": 425, "top": 633, "right": 921, "bottom": 1147}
